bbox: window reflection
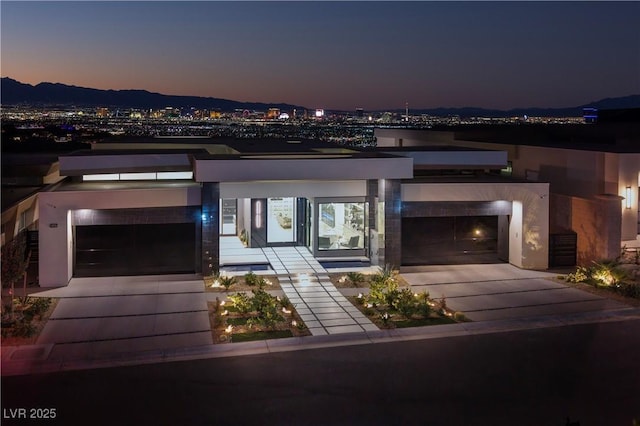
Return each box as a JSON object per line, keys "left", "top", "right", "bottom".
{"left": 318, "top": 202, "right": 365, "bottom": 250}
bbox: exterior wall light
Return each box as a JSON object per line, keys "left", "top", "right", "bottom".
{"left": 625, "top": 186, "right": 632, "bottom": 209}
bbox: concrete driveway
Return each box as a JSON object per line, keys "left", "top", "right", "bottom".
{"left": 32, "top": 274, "right": 212, "bottom": 361}
{"left": 401, "top": 264, "right": 629, "bottom": 321}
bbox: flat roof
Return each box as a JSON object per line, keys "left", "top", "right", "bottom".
{"left": 376, "top": 124, "right": 640, "bottom": 153}
{"left": 403, "top": 174, "right": 532, "bottom": 185}
{"left": 60, "top": 137, "right": 414, "bottom": 180}
{"left": 93, "top": 136, "right": 354, "bottom": 154}
{"left": 53, "top": 180, "right": 200, "bottom": 192}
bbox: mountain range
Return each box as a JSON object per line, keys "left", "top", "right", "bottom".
{"left": 2, "top": 77, "right": 639, "bottom": 117}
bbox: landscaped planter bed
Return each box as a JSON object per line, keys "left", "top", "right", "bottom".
{"left": 204, "top": 272, "right": 281, "bottom": 292}
{"left": 340, "top": 267, "right": 468, "bottom": 329}
{"left": 1, "top": 297, "right": 58, "bottom": 346}
{"left": 206, "top": 287, "right": 310, "bottom": 344}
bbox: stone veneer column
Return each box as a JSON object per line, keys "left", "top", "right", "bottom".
{"left": 201, "top": 182, "right": 220, "bottom": 276}
{"left": 379, "top": 179, "right": 402, "bottom": 268}
{"left": 367, "top": 179, "right": 379, "bottom": 264}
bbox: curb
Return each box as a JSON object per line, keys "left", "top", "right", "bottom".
{"left": 3, "top": 307, "right": 640, "bottom": 377}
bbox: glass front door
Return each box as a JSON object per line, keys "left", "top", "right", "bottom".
{"left": 220, "top": 199, "right": 237, "bottom": 235}
{"left": 267, "top": 197, "right": 296, "bottom": 243}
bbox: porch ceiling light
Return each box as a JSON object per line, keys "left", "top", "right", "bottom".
{"left": 625, "top": 186, "right": 632, "bottom": 209}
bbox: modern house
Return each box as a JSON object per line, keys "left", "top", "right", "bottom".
{"left": 375, "top": 122, "right": 640, "bottom": 265}
{"left": 35, "top": 136, "right": 550, "bottom": 287}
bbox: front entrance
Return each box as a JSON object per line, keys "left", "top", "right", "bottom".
{"left": 226, "top": 196, "right": 369, "bottom": 262}
{"left": 250, "top": 197, "right": 307, "bottom": 248}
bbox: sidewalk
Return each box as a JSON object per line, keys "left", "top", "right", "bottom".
{"left": 3, "top": 306, "right": 640, "bottom": 377}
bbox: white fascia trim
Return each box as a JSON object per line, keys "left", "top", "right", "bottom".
{"left": 194, "top": 157, "right": 413, "bottom": 182}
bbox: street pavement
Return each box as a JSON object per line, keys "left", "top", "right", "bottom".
{"left": 2, "top": 319, "right": 639, "bottom": 426}
{"left": 2, "top": 263, "right": 638, "bottom": 377}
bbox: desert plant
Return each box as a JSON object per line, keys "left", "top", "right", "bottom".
{"left": 251, "top": 288, "right": 278, "bottom": 312}
{"left": 12, "top": 318, "right": 36, "bottom": 337}
{"left": 393, "top": 288, "right": 417, "bottom": 318}
{"left": 383, "top": 279, "right": 400, "bottom": 306}
{"left": 415, "top": 291, "right": 432, "bottom": 317}
{"left": 436, "top": 296, "right": 448, "bottom": 314}
{"left": 367, "top": 279, "right": 387, "bottom": 306}
{"left": 566, "top": 266, "right": 589, "bottom": 283}
{"left": 28, "top": 297, "right": 51, "bottom": 315}
{"left": 279, "top": 295, "right": 293, "bottom": 310}
{"left": 346, "top": 272, "right": 365, "bottom": 287}
{"left": 228, "top": 293, "right": 252, "bottom": 314}
{"left": 590, "top": 261, "right": 628, "bottom": 287}
{"left": 244, "top": 271, "right": 266, "bottom": 288}
{"left": 617, "top": 282, "right": 640, "bottom": 299}
{"left": 248, "top": 288, "right": 284, "bottom": 329}
{"left": 219, "top": 275, "right": 236, "bottom": 291}
{"left": 294, "top": 319, "right": 306, "bottom": 330}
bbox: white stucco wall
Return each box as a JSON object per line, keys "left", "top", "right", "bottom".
{"left": 402, "top": 182, "right": 550, "bottom": 269}
{"left": 38, "top": 186, "right": 201, "bottom": 287}
{"left": 619, "top": 154, "right": 640, "bottom": 240}
{"left": 220, "top": 180, "right": 367, "bottom": 199}
{"left": 195, "top": 157, "right": 413, "bottom": 182}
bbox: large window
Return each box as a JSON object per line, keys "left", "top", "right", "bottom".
{"left": 317, "top": 202, "right": 365, "bottom": 250}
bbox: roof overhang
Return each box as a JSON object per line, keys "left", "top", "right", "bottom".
{"left": 59, "top": 153, "right": 193, "bottom": 176}
{"left": 194, "top": 156, "right": 413, "bottom": 182}
{"left": 385, "top": 150, "right": 508, "bottom": 169}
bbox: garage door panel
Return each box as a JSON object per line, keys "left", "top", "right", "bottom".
{"left": 75, "top": 223, "right": 196, "bottom": 277}
{"left": 402, "top": 216, "right": 500, "bottom": 265}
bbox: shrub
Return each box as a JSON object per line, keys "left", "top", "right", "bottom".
{"left": 219, "top": 275, "right": 236, "bottom": 291}
{"left": 367, "top": 279, "right": 387, "bottom": 306}
{"left": 392, "top": 288, "right": 416, "bottom": 318}
{"left": 12, "top": 319, "right": 36, "bottom": 337}
{"left": 28, "top": 297, "right": 52, "bottom": 316}
{"left": 566, "top": 266, "right": 589, "bottom": 283}
{"left": 415, "top": 292, "right": 432, "bottom": 317}
{"left": 228, "top": 293, "right": 252, "bottom": 314}
{"left": 436, "top": 296, "right": 448, "bottom": 314}
{"left": 249, "top": 289, "right": 284, "bottom": 330}
{"left": 346, "top": 272, "right": 365, "bottom": 287}
{"left": 279, "top": 295, "right": 293, "bottom": 309}
{"left": 244, "top": 272, "right": 260, "bottom": 287}
{"left": 590, "top": 261, "right": 629, "bottom": 287}
{"left": 616, "top": 282, "right": 640, "bottom": 299}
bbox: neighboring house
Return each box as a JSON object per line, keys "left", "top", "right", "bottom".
{"left": 375, "top": 121, "right": 640, "bottom": 265}
{"left": 37, "top": 136, "right": 549, "bottom": 287}
{"left": 1, "top": 154, "right": 63, "bottom": 246}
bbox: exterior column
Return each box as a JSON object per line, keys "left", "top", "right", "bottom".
{"left": 379, "top": 179, "right": 402, "bottom": 269}
{"left": 201, "top": 182, "right": 220, "bottom": 276}
{"left": 367, "top": 179, "right": 378, "bottom": 264}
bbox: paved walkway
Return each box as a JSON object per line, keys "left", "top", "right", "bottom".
{"left": 262, "top": 247, "right": 377, "bottom": 335}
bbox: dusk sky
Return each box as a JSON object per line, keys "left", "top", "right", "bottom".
{"left": 2, "top": 1, "right": 639, "bottom": 111}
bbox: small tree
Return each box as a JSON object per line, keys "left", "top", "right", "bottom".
{"left": 1, "top": 230, "right": 30, "bottom": 317}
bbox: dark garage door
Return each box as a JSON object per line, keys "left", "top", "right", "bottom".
{"left": 402, "top": 216, "right": 500, "bottom": 265}
{"left": 75, "top": 223, "right": 196, "bottom": 277}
